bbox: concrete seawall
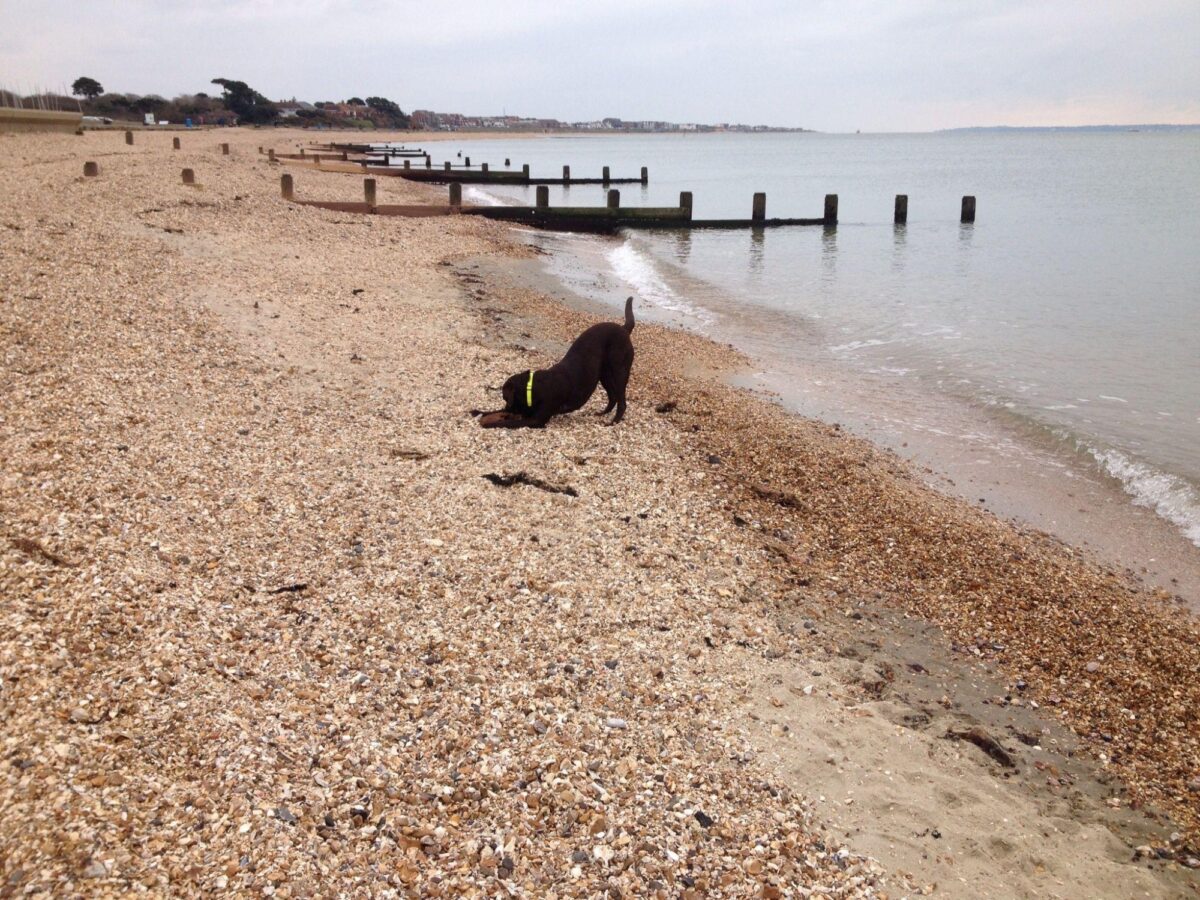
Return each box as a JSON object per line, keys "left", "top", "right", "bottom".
{"left": 0, "top": 108, "right": 83, "bottom": 134}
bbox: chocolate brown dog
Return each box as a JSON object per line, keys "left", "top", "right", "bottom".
{"left": 480, "top": 297, "right": 635, "bottom": 428}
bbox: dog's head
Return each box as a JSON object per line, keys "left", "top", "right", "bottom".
{"left": 500, "top": 372, "right": 526, "bottom": 412}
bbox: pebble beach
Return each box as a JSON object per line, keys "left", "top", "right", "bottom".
{"left": 1, "top": 128, "right": 1198, "bottom": 898}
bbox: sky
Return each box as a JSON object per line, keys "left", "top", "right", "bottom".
{"left": 1, "top": 0, "right": 1198, "bottom": 132}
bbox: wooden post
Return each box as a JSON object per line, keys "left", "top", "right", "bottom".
{"left": 182, "top": 168, "right": 195, "bottom": 185}
{"left": 602, "top": 166, "right": 610, "bottom": 184}
{"left": 505, "top": 157, "right": 510, "bottom": 167}
{"left": 300, "top": 148, "right": 305, "bottom": 157}
{"left": 563, "top": 165, "right": 570, "bottom": 183}
{"left": 961, "top": 195, "right": 976, "bottom": 223}
{"left": 894, "top": 194, "right": 908, "bottom": 225}
{"left": 752, "top": 192, "right": 766, "bottom": 222}
{"left": 172, "top": 137, "right": 181, "bottom": 150}
{"left": 125, "top": 130, "right": 133, "bottom": 145}
{"left": 536, "top": 186, "right": 549, "bottom": 208}
{"left": 342, "top": 151, "right": 348, "bottom": 161}
{"left": 83, "top": 161, "right": 99, "bottom": 177}
{"left": 404, "top": 159, "right": 411, "bottom": 170}
{"left": 680, "top": 191, "right": 693, "bottom": 220}
{"left": 268, "top": 149, "right": 276, "bottom": 161}
{"left": 425, "top": 154, "right": 431, "bottom": 168}
{"left": 465, "top": 156, "right": 471, "bottom": 166}
{"left": 522, "top": 164, "right": 530, "bottom": 179}
{"left": 607, "top": 189, "right": 620, "bottom": 209}
{"left": 449, "top": 183, "right": 462, "bottom": 207}
{"left": 481, "top": 162, "right": 488, "bottom": 173}
{"left": 221, "top": 143, "right": 229, "bottom": 155}
{"left": 640, "top": 166, "right": 648, "bottom": 185}
{"left": 364, "top": 178, "right": 377, "bottom": 209}
{"left": 444, "top": 162, "right": 451, "bottom": 172}
{"left": 281, "top": 174, "right": 294, "bottom": 200}
{"left": 824, "top": 194, "right": 839, "bottom": 226}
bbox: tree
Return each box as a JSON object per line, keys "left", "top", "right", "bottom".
{"left": 346, "top": 97, "right": 365, "bottom": 106}
{"left": 72, "top": 77, "right": 103, "bottom": 101}
{"left": 366, "top": 96, "right": 410, "bottom": 129}
{"left": 211, "top": 77, "right": 277, "bottom": 124}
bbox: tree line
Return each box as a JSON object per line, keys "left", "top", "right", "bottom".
{"left": 61, "top": 76, "right": 410, "bottom": 128}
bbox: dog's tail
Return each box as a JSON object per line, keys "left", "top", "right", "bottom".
{"left": 623, "top": 296, "right": 635, "bottom": 333}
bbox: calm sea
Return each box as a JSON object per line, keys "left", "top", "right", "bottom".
{"left": 393, "top": 131, "right": 1200, "bottom": 553}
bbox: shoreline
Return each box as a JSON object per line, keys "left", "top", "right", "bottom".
{"left": 2, "top": 127, "right": 1198, "bottom": 896}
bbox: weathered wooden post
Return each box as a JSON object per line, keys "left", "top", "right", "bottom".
{"left": 563, "top": 165, "right": 570, "bottom": 183}
{"left": 607, "top": 189, "right": 620, "bottom": 209}
{"left": 522, "top": 164, "right": 530, "bottom": 179}
{"left": 824, "top": 194, "right": 839, "bottom": 226}
{"left": 281, "top": 174, "right": 294, "bottom": 200}
{"left": 504, "top": 157, "right": 510, "bottom": 167}
{"left": 481, "top": 163, "right": 488, "bottom": 173}
{"left": 173, "top": 137, "right": 181, "bottom": 150}
{"left": 449, "top": 183, "right": 462, "bottom": 207}
{"left": 602, "top": 166, "right": 610, "bottom": 184}
{"left": 268, "top": 148, "right": 276, "bottom": 162}
{"left": 341, "top": 151, "right": 348, "bottom": 161}
{"left": 404, "top": 159, "right": 411, "bottom": 170}
{"left": 425, "top": 155, "right": 431, "bottom": 169}
{"left": 752, "top": 192, "right": 766, "bottom": 222}
{"left": 961, "top": 195, "right": 976, "bottom": 224}
{"left": 364, "top": 178, "right": 377, "bottom": 209}
{"left": 641, "top": 167, "right": 648, "bottom": 185}
{"left": 181, "top": 168, "right": 195, "bottom": 185}
{"left": 125, "top": 130, "right": 133, "bottom": 145}
{"left": 465, "top": 156, "right": 471, "bottom": 166}
{"left": 83, "top": 161, "right": 99, "bottom": 177}
{"left": 894, "top": 194, "right": 908, "bottom": 225}
{"left": 444, "top": 162, "right": 452, "bottom": 172}
{"left": 221, "top": 143, "right": 230, "bottom": 155}
{"left": 680, "top": 191, "right": 693, "bottom": 220}
{"left": 536, "top": 186, "right": 549, "bottom": 208}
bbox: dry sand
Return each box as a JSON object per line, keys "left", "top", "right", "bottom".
{"left": 0, "top": 127, "right": 1197, "bottom": 898}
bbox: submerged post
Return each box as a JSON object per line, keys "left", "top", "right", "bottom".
{"left": 563, "top": 165, "right": 570, "bottom": 183}
{"left": 607, "top": 189, "right": 620, "bottom": 209}
{"left": 680, "top": 191, "right": 693, "bottom": 220}
{"left": 125, "top": 130, "right": 133, "bottom": 145}
{"left": 364, "top": 177, "right": 377, "bottom": 209}
{"left": 536, "top": 186, "right": 549, "bottom": 208}
{"left": 221, "top": 143, "right": 229, "bottom": 155}
{"left": 602, "top": 166, "right": 610, "bottom": 184}
{"left": 894, "top": 194, "right": 908, "bottom": 225}
{"left": 961, "top": 195, "right": 976, "bottom": 224}
{"left": 181, "top": 168, "right": 195, "bottom": 185}
{"left": 173, "top": 137, "right": 181, "bottom": 150}
{"left": 641, "top": 166, "right": 648, "bottom": 185}
{"left": 752, "top": 192, "right": 766, "bottom": 222}
{"left": 281, "top": 173, "right": 294, "bottom": 200}
{"left": 824, "top": 194, "right": 839, "bottom": 226}
{"left": 449, "top": 183, "right": 462, "bottom": 207}
{"left": 83, "top": 161, "right": 99, "bottom": 177}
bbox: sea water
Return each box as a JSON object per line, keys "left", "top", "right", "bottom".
{"left": 395, "top": 131, "right": 1200, "bottom": 562}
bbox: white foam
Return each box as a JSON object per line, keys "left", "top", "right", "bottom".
{"left": 829, "top": 337, "right": 898, "bottom": 353}
{"left": 464, "top": 187, "right": 507, "bottom": 207}
{"left": 1085, "top": 445, "right": 1200, "bottom": 547}
{"left": 606, "top": 241, "right": 711, "bottom": 323}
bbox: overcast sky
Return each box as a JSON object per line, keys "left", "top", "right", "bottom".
{"left": 2, "top": 0, "right": 1197, "bottom": 131}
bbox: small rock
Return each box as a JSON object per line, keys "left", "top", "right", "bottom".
{"left": 1085, "top": 661, "right": 1100, "bottom": 674}
{"left": 1185, "top": 858, "right": 1200, "bottom": 869}
{"left": 693, "top": 810, "right": 713, "bottom": 828}
{"left": 605, "top": 717, "right": 627, "bottom": 730}
{"left": 571, "top": 850, "right": 589, "bottom": 864}
{"left": 274, "top": 807, "right": 297, "bottom": 825}
{"left": 82, "top": 859, "right": 107, "bottom": 879}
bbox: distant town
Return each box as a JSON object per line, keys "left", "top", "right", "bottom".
{"left": 403, "top": 110, "right": 809, "bottom": 133}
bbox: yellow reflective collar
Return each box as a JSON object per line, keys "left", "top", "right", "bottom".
{"left": 525, "top": 370, "right": 535, "bottom": 408}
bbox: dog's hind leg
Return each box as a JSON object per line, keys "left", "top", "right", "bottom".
{"left": 599, "top": 365, "right": 630, "bottom": 424}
